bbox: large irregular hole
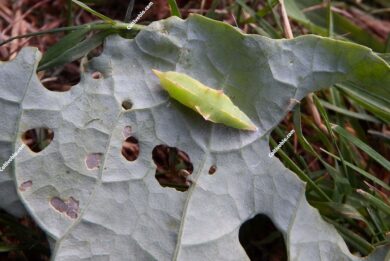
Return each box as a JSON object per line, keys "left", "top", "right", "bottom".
{"left": 121, "top": 136, "right": 139, "bottom": 161}
{"left": 85, "top": 153, "right": 103, "bottom": 170}
{"left": 38, "top": 61, "right": 81, "bottom": 92}
{"left": 22, "top": 128, "right": 54, "bottom": 153}
{"left": 152, "top": 145, "right": 193, "bottom": 192}
{"left": 50, "top": 196, "right": 79, "bottom": 219}
{"left": 239, "top": 214, "right": 287, "bottom": 261}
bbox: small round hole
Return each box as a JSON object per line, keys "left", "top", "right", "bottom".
{"left": 208, "top": 165, "right": 217, "bottom": 175}
{"left": 121, "top": 136, "right": 139, "bottom": 161}
{"left": 122, "top": 100, "right": 133, "bottom": 110}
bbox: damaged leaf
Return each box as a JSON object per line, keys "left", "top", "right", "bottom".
{"left": 0, "top": 14, "right": 389, "bottom": 261}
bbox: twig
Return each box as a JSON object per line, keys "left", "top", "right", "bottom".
{"left": 200, "top": 0, "right": 206, "bottom": 14}
{"left": 279, "top": 0, "right": 293, "bottom": 39}
{"left": 279, "top": 0, "right": 328, "bottom": 134}
{"left": 10, "top": 8, "right": 22, "bottom": 59}
{"left": 307, "top": 93, "right": 329, "bottom": 134}
{"left": 186, "top": 8, "right": 228, "bottom": 15}
{"left": 2, "top": 0, "right": 51, "bottom": 35}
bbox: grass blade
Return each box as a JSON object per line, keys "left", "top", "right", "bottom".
{"left": 319, "top": 99, "right": 380, "bottom": 123}
{"left": 39, "top": 27, "right": 90, "bottom": 68}
{"left": 366, "top": 207, "right": 387, "bottom": 241}
{"left": 236, "top": 0, "right": 282, "bottom": 38}
{"left": 124, "top": 0, "right": 135, "bottom": 22}
{"left": 167, "top": 0, "right": 181, "bottom": 18}
{"left": 311, "top": 201, "right": 368, "bottom": 223}
{"left": 320, "top": 148, "right": 390, "bottom": 191}
{"left": 38, "top": 29, "right": 115, "bottom": 71}
{"left": 269, "top": 138, "right": 331, "bottom": 202}
{"left": 336, "top": 83, "right": 390, "bottom": 124}
{"left": 205, "top": 0, "right": 220, "bottom": 19}
{"left": 67, "top": 0, "right": 73, "bottom": 27}
{"left": 72, "top": 0, "right": 116, "bottom": 24}
{"left": 357, "top": 189, "right": 390, "bottom": 216}
{"left": 256, "top": 0, "right": 278, "bottom": 17}
{"left": 0, "top": 243, "right": 18, "bottom": 252}
{"left": 325, "top": 217, "right": 375, "bottom": 256}
{"left": 0, "top": 22, "right": 108, "bottom": 47}
{"left": 332, "top": 125, "right": 390, "bottom": 171}
{"left": 312, "top": 95, "right": 349, "bottom": 179}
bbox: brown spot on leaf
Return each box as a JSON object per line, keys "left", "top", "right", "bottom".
{"left": 92, "top": 71, "right": 102, "bottom": 79}
{"left": 19, "top": 180, "right": 32, "bottom": 191}
{"left": 122, "top": 126, "right": 132, "bottom": 138}
{"left": 50, "top": 197, "right": 67, "bottom": 213}
{"left": 50, "top": 196, "right": 79, "bottom": 219}
{"left": 85, "top": 153, "right": 103, "bottom": 170}
{"left": 65, "top": 197, "right": 79, "bottom": 219}
{"left": 152, "top": 145, "right": 193, "bottom": 192}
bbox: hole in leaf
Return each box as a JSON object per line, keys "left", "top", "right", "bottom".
{"left": 122, "top": 100, "right": 133, "bottom": 110}
{"left": 38, "top": 61, "right": 80, "bottom": 92}
{"left": 85, "top": 153, "right": 103, "bottom": 170}
{"left": 239, "top": 214, "right": 287, "bottom": 261}
{"left": 92, "top": 71, "right": 102, "bottom": 79}
{"left": 208, "top": 165, "right": 217, "bottom": 175}
{"left": 19, "top": 180, "right": 32, "bottom": 192}
{"left": 121, "top": 136, "right": 139, "bottom": 161}
{"left": 152, "top": 145, "right": 193, "bottom": 192}
{"left": 50, "top": 196, "right": 79, "bottom": 219}
{"left": 22, "top": 128, "right": 54, "bottom": 153}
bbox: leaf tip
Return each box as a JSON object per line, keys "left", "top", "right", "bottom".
{"left": 247, "top": 124, "right": 258, "bottom": 132}
{"left": 152, "top": 69, "right": 163, "bottom": 78}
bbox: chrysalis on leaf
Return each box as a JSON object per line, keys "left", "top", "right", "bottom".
{"left": 152, "top": 69, "right": 257, "bottom": 131}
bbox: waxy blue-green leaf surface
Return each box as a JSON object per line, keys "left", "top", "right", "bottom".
{"left": 0, "top": 14, "right": 389, "bottom": 260}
